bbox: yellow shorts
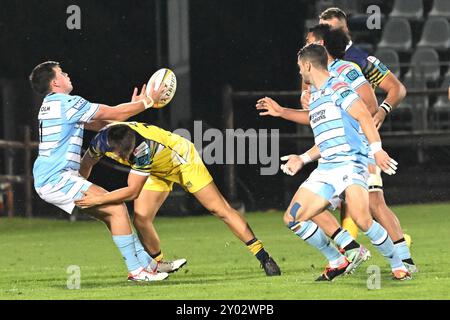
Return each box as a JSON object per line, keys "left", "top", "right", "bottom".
{"left": 143, "top": 144, "right": 213, "bottom": 194}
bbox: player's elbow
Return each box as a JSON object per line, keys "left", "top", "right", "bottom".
{"left": 368, "top": 102, "right": 378, "bottom": 117}
{"left": 128, "top": 188, "right": 142, "bottom": 200}
{"left": 397, "top": 82, "right": 407, "bottom": 101}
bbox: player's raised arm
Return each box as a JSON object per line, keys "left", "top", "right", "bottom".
{"left": 84, "top": 120, "right": 113, "bottom": 132}
{"left": 374, "top": 73, "right": 407, "bottom": 129}
{"left": 256, "top": 97, "right": 310, "bottom": 125}
{"left": 92, "top": 83, "right": 167, "bottom": 121}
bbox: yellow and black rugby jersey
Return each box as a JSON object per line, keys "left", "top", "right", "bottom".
{"left": 88, "top": 122, "right": 191, "bottom": 175}
{"left": 345, "top": 44, "right": 390, "bottom": 88}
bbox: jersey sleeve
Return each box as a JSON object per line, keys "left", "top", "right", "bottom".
{"left": 63, "top": 95, "right": 99, "bottom": 124}
{"left": 331, "top": 81, "right": 360, "bottom": 112}
{"left": 362, "top": 56, "right": 391, "bottom": 87}
{"left": 129, "top": 140, "right": 152, "bottom": 176}
{"left": 87, "top": 129, "right": 111, "bottom": 160}
{"left": 340, "top": 63, "right": 368, "bottom": 90}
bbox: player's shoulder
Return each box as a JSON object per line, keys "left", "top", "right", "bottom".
{"left": 329, "top": 77, "right": 350, "bottom": 90}
{"left": 45, "top": 93, "right": 88, "bottom": 108}
{"left": 345, "top": 44, "right": 369, "bottom": 59}
{"left": 332, "top": 59, "right": 362, "bottom": 74}
{"left": 344, "top": 44, "right": 369, "bottom": 68}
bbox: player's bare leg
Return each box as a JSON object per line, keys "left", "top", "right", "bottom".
{"left": 344, "top": 185, "right": 411, "bottom": 280}
{"left": 134, "top": 190, "right": 169, "bottom": 255}
{"left": 284, "top": 187, "right": 353, "bottom": 281}
{"left": 340, "top": 203, "right": 359, "bottom": 239}
{"left": 81, "top": 184, "right": 133, "bottom": 235}
{"left": 369, "top": 192, "right": 403, "bottom": 240}
{"left": 367, "top": 164, "right": 417, "bottom": 272}
{"left": 369, "top": 190, "right": 417, "bottom": 272}
{"left": 133, "top": 190, "right": 187, "bottom": 273}
{"left": 193, "top": 181, "right": 281, "bottom": 276}
{"left": 81, "top": 184, "right": 168, "bottom": 282}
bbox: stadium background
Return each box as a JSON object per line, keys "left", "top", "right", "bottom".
{"left": 0, "top": 0, "right": 449, "bottom": 218}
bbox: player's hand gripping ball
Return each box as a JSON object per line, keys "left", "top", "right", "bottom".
{"left": 146, "top": 68, "right": 177, "bottom": 108}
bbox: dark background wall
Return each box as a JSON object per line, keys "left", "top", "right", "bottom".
{"left": 0, "top": 0, "right": 448, "bottom": 217}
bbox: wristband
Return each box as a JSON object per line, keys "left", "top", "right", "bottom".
{"left": 299, "top": 153, "right": 312, "bottom": 165}
{"left": 142, "top": 97, "right": 154, "bottom": 109}
{"left": 380, "top": 101, "right": 392, "bottom": 114}
{"left": 370, "top": 142, "right": 382, "bottom": 154}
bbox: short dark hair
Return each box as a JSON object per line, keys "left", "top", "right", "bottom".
{"left": 309, "top": 24, "right": 349, "bottom": 59}
{"left": 297, "top": 44, "right": 328, "bottom": 70}
{"left": 29, "top": 61, "right": 60, "bottom": 95}
{"left": 107, "top": 125, "right": 136, "bottom": 159}
{"left": 308, "top": 23, "right": 332, "bottom": 42}
{"left": 319, "top": 7, "right": 348, "bottom": 22}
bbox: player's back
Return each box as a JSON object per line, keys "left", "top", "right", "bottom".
{"left": 309, "top": 77, "right": 368, "bottom": 168}
{"left": 33, "top": 93, "right": 99, "bottom": 188}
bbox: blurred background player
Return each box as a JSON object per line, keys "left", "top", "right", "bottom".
{"left": 319, "top": 8, "right": 417, "bottom": 272}
{"left": 75, "top": 121, "right": 282, "bottom": 276}
{"left": 30, "top": 61, "right": 169, "bottom": 282}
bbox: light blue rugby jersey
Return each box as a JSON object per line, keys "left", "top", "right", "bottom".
{"left": 33, "top": 93, "right": 99, "bottom": 188}
{"left": 309, "top": 76, "right": 369, "bottom": 170}
{"left": 328, "top": 59, "right": 371, "bottom": 150}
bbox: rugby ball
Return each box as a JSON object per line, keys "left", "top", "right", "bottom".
{"left": 146, "top": 68, "right": 177, "bottom": 108}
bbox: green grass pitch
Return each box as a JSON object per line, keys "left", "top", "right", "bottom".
{"left": 0, "top": 203, "right": 449, "bottom": 300}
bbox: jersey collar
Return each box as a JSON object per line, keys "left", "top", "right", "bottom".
{"left": 345, "top": 40, "right": 353, "bottom": 52}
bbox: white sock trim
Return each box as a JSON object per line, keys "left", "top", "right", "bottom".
{"left": 370, "top": 229, "right": 388, "bottom": 246}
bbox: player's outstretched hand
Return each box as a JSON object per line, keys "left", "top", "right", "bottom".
{"left": 147, "top": 80, "right": 169, "bottom": 104}
{"left": 131, "top": 84, "right": 147, "bottom": 103}
{"left": 256, "top": 97, "right": 284, "bottom": 117}
{"left": 280, "top": 154, "right": 304, "bottom": 176}
{"left": 74, "top": 190, "right": 104, "bottom": 209}
{"left": 374, "top": 150, "right": 398, "bottom": 175}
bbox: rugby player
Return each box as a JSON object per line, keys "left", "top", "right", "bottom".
{"left": 275, "top": 44, "right": 411, "bottom": 281}
{"left": 30, "top": 61, "right": 169, "bottom": 282}
{"left": 74, "top": 121, "right": 282, "bottom": 276}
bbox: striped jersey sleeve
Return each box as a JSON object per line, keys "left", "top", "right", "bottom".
{"left": 63, "top": 95, "right": 99, "bottom": 124}
{"left": 363, "top": 56, "right": 390, "bottom": 87}
{"left": 330, "top": 81, "right": 360, "bottom": 112}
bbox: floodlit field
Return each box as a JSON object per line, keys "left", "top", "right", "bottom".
{"left": 0, "top": 203, "right": 449, "bottom": 300}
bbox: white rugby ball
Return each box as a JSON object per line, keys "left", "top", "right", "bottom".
{"left": 146, "top": 68, "right": 177, "bottom": 108}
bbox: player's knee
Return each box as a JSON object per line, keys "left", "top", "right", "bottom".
{"left": 353, "top": 215, "right": 372, "bottom": 232}
{"left": 133, "top": 214, "right": 145, "bottom": 227}
{"left": 284, "top": 202, "right": 302, "bottom": 229}
{"left": 134, "top": 208, "right": 156, "bottom": 222}
{"left": 107, "top": 202, "right": 128, "bottom": 218}
{"left": 369, "top": 193, "right": 387, "bottom": 216}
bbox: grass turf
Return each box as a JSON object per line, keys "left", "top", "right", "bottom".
{"left": 0, "top": 203, "right": 449, "bottom": 300}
